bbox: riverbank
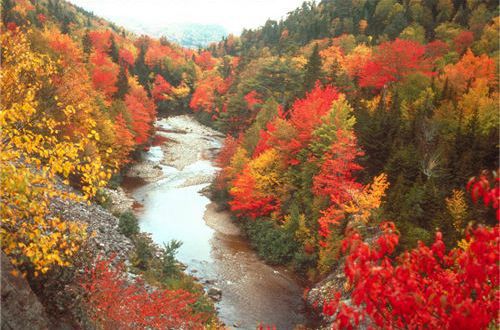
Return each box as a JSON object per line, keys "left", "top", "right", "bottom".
{"left": 121, "top": 115, "right": 310, "bottom": 329}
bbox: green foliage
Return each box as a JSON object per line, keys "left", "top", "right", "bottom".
{"left": 114, "top": 65, "right": 130, "bottom": 99}
{"left": 131, "top": 233, "right": 155, "bottom": 270}
{"left": 303, "top": 43, "right": 323, "bottom": 93}
{"left": 118, "top": 211, "right": 140, "bottom": 238}
{"left": 244, "top": 219, "right": 298, "bottom": 265}
{"left": 161, "top": 240, "right": 183, "bottom": 278}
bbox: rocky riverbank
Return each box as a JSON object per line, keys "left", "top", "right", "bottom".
{"left": 124, "top": 115, "right": 224, "bottom": 186}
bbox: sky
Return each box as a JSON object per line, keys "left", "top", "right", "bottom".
{"left": 67, "top": 0, "right": 306, "bottom": 34}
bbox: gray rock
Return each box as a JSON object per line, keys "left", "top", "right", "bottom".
{"left": 1, "top": 252, "right": 50, "bottom": 330}
{"left": 207, "top": 287, "right": 222, "bottom": 301}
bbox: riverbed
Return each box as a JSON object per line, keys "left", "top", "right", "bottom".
{"left": 122, "top": 115, "right": 308, "bottom": 329}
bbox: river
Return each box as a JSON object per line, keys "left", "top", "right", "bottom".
{"left": 122, "top": 115, "right": 308, "bottom": 329}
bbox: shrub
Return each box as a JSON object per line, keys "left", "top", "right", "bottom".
{"left": 118, "top": 211, "right": 140, "bottom": 238}
{"left": 244, "top": 219, "right": 298, "bottom": 264}
{"left": 161, "top": 240, "right": 182, "bottom": 278}
{"left": 80, "top": 256, "right": 207, "bottom": 329}
{"left": 131, "top": 233, "right": 155, "bottom": 270}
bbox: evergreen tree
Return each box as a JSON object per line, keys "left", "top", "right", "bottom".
{"left": 303, "top": 43, "right": 322, "bottom": 93}
{"left": 114, "top": 65, "right": 129, "bottom": 100}
{"left": 82, "top": 30, "right": 92, "bottom": 54}
{"left": 108, "top": 35, "right": 120, "bottom": 63}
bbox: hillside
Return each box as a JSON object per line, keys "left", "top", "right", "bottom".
{"left": 191, "top": 0, "right": 499, "bottom": 327}
{"left": 1, "top": 0, "right": 220, "bottom": 328}
{"left": 1, "top": 0, "right": 499, "bottom": 329}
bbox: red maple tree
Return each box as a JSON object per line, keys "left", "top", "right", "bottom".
{"left": 359, "top": 39, "right": 433, "bottom": 89}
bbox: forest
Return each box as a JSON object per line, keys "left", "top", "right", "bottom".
{"left": 1, "top": 0, "right": 499, "bottom": 329}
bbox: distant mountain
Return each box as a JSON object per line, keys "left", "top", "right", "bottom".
{"left": 161, "top": 23, "right": 228, "bottom": 48}
{"left": 121, "top": 21, "right": 228, "bottom": 48}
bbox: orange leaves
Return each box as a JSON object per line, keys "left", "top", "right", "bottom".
{"left": 151, "top": 74, "right": 172, "bottom": 102}
{"left": 119, "top": 48, "right": 135, "bottom": 67}
{"left": 113, "top": 113, "right": 135, "bottom": 164}
{"left": 194, "top": 50, "right": 216, "bottom": 70}
{"left": 443, "top": 49, "right": 497, "bottom": 95}
{"left": 229, "top": 148, "right": 286, "bottom": 218}
{"left": 47, "top": 29, "right": 83, "bottom": 64}
{"left": 145, "top": 41, "right": 182, "bottom": 68}
{"left": 88, "top": 30, "right": 112, "bottom": 52}
{"left": 229, "top": 169, "right": 280, "bottom": 219}
{"left": 125, "top": 79, "right": 156, "bottom": 145}
{"left": 189, "top": 74, "right": 224, "bottom": 113}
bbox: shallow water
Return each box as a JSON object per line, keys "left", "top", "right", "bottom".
{"left": 123, "top": 116, "right": 308, "bottom": 329}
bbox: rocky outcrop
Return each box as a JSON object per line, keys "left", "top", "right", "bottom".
{"left": 305, "top": 225, "right": 382, "bottom": 328}
{"left": 50, "top": 192, "right": 134, "bottom": 262}
{"left": 1, "top": 252, "right": 50, "bottom": 330}
{"left": 305, "top": 263, "right": 347, "bottom": 329}
{"left": 101, "top": 187, "right": 134, "bottom": 215}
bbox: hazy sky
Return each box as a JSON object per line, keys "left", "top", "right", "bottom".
{"left": 68, "top": 0, "right": 305, "bottom": 34}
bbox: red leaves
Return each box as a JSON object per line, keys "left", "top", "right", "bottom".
{"left": 194, "top": 51, "right": 216, "bottom": 70}
{"left": 88, "top": 30, "right": 112, "bottom": 52}
{"left": 313, "top": 130, "right": 363, "bottom": 240}
{"left": 256, "top": 84, "right": 339, "bottom": 164}
{"left": 313, "top": 130, "right": 363, "bottom": 204}
{"left": 289, "top": 84, "right": 339, "bottom": 148}
{"left": 125, "top": 83, "right": 156, "bottom": 145}
{"left": 37, "top": 14, "right": 46, "bottom": 25}
{"left": 80, "top": 257, "right": 206, "bottom": 329}
{"left": 91, "top": 51, "right": 119, "bottom": 98}
{"left": 189, "top": 75, "right": 224, "bottom": 113}
{"left": 244, "top": 90, "right": 261, "bottom": 110}
{"left": 151, "top": 74, "right": 172, "bottom": 102}
{"left": 229, "top": 169, "right": 280, "bottom": 219}
{"left": 324, "top": 222, "right": 499, "bottom": 329}
{"left": 359, "top": 39, "right": 433, "bottom": 89}
{"left": 119, "top": 48, "right": 135, "bottom": 67}
{"left": 467, "top": 170, "right": 500, "bottom": 220}
{"left": 453, "top": 31, "right": 474, "bottom": 54}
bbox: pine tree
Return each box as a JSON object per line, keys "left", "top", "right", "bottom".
{"left": 114, "top": 65, "right": 129, "bottom": 99}
{"left": 82, "top": 29, "right": 92, "bottom": 54}
{"left": 108, "top": 35, "right": 120, "bottom": 63}
{"left": 303, "top": 43, "right": 322, "bottom": 93}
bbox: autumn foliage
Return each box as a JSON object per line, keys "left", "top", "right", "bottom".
{"left": 359, "top": 39, "right": 433, "bottom": 89}
{"left": 323, "top": 222, "right": 499, "bottom": 329}
{"left": 81, "top": 257, "right": 207, "bottom": 329}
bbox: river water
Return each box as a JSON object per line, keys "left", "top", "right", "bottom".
{"left": 122, "top": 116, "right": 308, "bottom": 330}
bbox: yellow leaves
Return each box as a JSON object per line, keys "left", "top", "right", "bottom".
{"left": 457, "top": 238, "right": 472, "bottom": 251}
{"left": 446, "top": 189, "right": 468, "bottom": 233}
{"left": 345, "top": 173, "right": 389, "bottom": 223}
{"left": 171, "top": 82, "right": 190, "bottom": 99}
{"left": 247, "top": 148, "right": 289, "bottom": 198}
{"left": 0, "top": 29, "right": 112, "bottom": 277}
{"left": 88, "top": 129, "right": 100, "bottom": 141}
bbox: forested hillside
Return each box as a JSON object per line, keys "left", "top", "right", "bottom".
{"left": 1, "top": 0, "right": 219, "bottom": 327}
{"left": 1, "top": 0, "right": 499, "bottom": 328}
{"left": 191, "top": 0, "right": 499, "bottom": 327}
